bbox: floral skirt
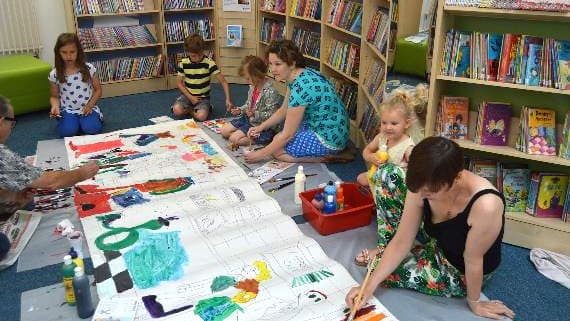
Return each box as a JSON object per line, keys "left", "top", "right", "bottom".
{"left": 369, "top": 163, "right": 468, "bottom": 297}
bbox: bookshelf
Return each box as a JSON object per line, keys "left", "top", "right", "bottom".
{"left": 427, "top": 0, "right": 570, "bottom": 255}
{"left": 387, "top": 0, "right": 423, "bottom": 66}
{"left": 255, "top": 0, "right": 392, "bottom": 148}
{"left": 65, "top": 0, "right": 168, "bottom": 98}
{"left": 64, "top": 0, "right": 222, "bottom": 97}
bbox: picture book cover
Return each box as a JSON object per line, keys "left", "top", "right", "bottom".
{"left": 536, "top": 174, "right": 569, "bottom": 218}
{"left": 524, "top": 43, "right": 543, "bottom": 86}
{"left": 442, "top": 96, "right": 469, "bottom": 140}
{"left": 557, "top": 40, "right": 570, "bottom": 90}
{"left": 487, "top": 33, "right": 504, "bottom": 81}
{"left": 526, "top": 171, "right": 541, "bottom": 216}
{"left": 226, "top": 24, "right": 242, "bottom": 47}
{"left": 498, "top": 33, "right": 520, "bottom": 83}
{"left": 559, "top": 112, "right": 570, "bottom": 159}
{"left": 481, "top": 102, "right": 512, "bottom": 146}
{"left": 455, "top": 32, "right": 471, "bottom": 78}
{"left": 470, "top": 159, "right": 498, "bottom": 187}
{"left": 518, "top": 35, "right": 543, "bottom": 84}
{"left": 526, "top": 107, "right": 557, "bottom": 156}
{"left": 502, "top": 168, "right": 530, "bottom": 212}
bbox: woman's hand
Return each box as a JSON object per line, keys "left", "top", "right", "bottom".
{"left": 190, "top": 95, "right": 202, "bottom": 106}
{"left": 345, "top": 286, "right": 372, "bottom": 312}
{"left": 246, "top": 109, "right": 254, "bottom": 117}
{"left": 467, "top": 299, "right": 515, "bottom": 320}
{"left": 230, "top": 107, "right": 242, "bottom": 116}
{"left": 244, "top": 149, "right": 267, "bottom": 163}
{"left": 226, "top": 99, "right": 233, "bottom": 111}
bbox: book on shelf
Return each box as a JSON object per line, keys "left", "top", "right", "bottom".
{"left": 516, "top": 107, "right": 557, "bottom": 156}
{"left": 563, "top": 181, "right": 570, "bottom": 222}
{"left": 291, "top": 27, "right": 320, "bottom": 59}
{"left": 261, "top": 0, "right": 286, "bottom": 13}
{"left": 364, "top": 59, "right": 386, "bottom": 105}
{"left": 327, "top": 39, "right": 360, "bottom": 78}
{"left": 79, "top": 25, "right": 157, "bottom": 49}
{"left": 261, "top": 18, "right": 285, "bottom": 43}
{"left": 227, "top": 25, "right": 242, "bottom": 47}
{"left": 436, "top": 96, "right": 469, "bottom": 140}
{"left": 469, "top": 159, "right": 498, "bottom": 187}
{"left": 500, "top": 164, "right": 530, "bottom": 212}
{"left": 73, "top": 0, "right": 144, "bottom": 15}
{"left": 526, "top": 172, "right": 569, "bottom": 218}
{"left": 559, "top": 112, "right": 570, "bottom": 159}
{"left": 444, "top": 0, "right": 570, "bottom": 12}
{"left": 366, "top": 7, "right": 390, "bottom": 55}
{"left": 474, "top": 101, "right": 512, "bottom": 146}
{"left": 164, "top": 0, "right": 213, "bottom": 10}
{"left": 329, "top": 77, "right": 358, "bottom": 120}
{"left": 165, "top": 19, "right": 214, "bottom": 43}
{"left": 326, "top": 0, "right": 363, "bottom": 34}
{"left": 359, "top": 103, "right": 379, "bottom": 142}
{"left": 92, "top": 54, "right": 164, "bottom": 82}
{"left": 440, "top": 30, "right": 569, "bottom": 89}
{"left": 290, "top": 0, "right": 322, "bottom": 20}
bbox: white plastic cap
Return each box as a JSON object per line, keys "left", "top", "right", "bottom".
{"left": 297, "top": 165, "right": 304, "bottom": 173}
{"left": 334, "top": 181, "right": 341, "bottom": 188}
{"left": 74, "top": 266, "right": 84, "bottom": 277}
{"left": 64, "top": 255, "right": 72, "bottom": 264}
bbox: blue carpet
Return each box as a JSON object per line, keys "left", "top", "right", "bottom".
{"left": 1, "top": 83, "right": 567, "bottom": 321}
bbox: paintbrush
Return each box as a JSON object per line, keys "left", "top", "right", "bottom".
{"left": 267, "top": 180, "right": 295, "bottom": 193}
{"left": 268, "top": 173, "right": 317, "bottom": 183}
{"left": 348, "top": 258, "right": 375, "bottom": 321}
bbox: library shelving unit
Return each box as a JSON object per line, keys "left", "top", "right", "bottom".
{"left": 427, "top": 0, "right": 570, "bottom": 255}
{"left": 64, "top": 0, "right": 167, "bottom": 98}
{"left": 256, "top": 0, "right": 393, "bottom": 148}
{"left": 162, "top": 1, "right": 216, "bottom": 89}
{"left": 387, "top": 0, "right": 423, "bottom": 66}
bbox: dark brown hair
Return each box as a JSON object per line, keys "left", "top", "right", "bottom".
{"left": 238, "top": 55, "right": 268, "bottom": 84}
{"left": 53, "top": 33, "right": 90, "bottom": 84}
{"left": 265, "top": 40, "right": 306, "bottom": 68}
{"left": 406, "top": 136, "right": 464, "bottom": 193}
{"left": 184, "top": 34, "right": 205, "bottom": 54}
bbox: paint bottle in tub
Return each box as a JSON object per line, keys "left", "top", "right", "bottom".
{"left": 62, "top": 255, "right": 76, "bottom": 306}
{"left": 294, "top": 165, "right": 306, "bottom": 204}
{"left": 323, "top": 194, "right": 336, "bottom": 214}
{"left": 324, "top": 181, "right": 336, "bottom": 205}
{"left": 72, "top": 266, "right": 94, "bottom": 319}
{"left": 311, "top": 193, "right": 324, "bottom": 211}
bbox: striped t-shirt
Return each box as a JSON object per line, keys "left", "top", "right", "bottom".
{"left": 177, "top": 56, "right": 220, "bottom": 98}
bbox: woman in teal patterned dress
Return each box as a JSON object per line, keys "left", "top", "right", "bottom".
{"left": 347, "top": 137, "right": 515, "bottom": 320}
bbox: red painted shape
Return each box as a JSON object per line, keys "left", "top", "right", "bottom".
{"left": 70, "top": 139, "right": 124, "bottom": 157}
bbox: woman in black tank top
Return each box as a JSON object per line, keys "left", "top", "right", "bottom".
{"left": 346, "top": 137, "right": 515, "bottom": 320}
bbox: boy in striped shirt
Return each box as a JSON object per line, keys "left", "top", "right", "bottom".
{"left": 172, "top": 34, "right": 233, "bottom": 121}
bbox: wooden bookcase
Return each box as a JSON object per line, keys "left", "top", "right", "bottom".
{"left": 64, "top": 0, "right": 220, "bottom": 97}
{"left": 388, "top": 0, "right": 423, "bottom": 66}
{"left": 255, "top": 0, "right": 394, "bottom": 148}
{"left": 427, "top": 0, "right": 570, "bottom": 255}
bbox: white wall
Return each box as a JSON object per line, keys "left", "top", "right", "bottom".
{"left": 35, "top": 0, "right": 68, "bottom": 66}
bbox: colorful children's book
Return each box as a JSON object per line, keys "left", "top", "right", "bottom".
{"left": 556, "top": 40, "right": 570, "bottom": 90}
{"left": 524, "top": 43, "right": 543, "bottom": 86}
{"left": 535, "top": 174, "right": 569, "bottom": 218}
{"left": 518, "top": 36, "right": 543, "bottom": 84}
{"left": 455, "top": 32, "right": 471, "bottom": 78}
{"left": 498, "top": 33, "right": 520, "bottom": 83}
{"left": 440, "top": 96, "right": 469, "bottom": 140}
{"left": 525, "top": 107, "right": 557, "bottom": 156}
{"left": 487, "top": 33, "right": 504, "bottom": 81}
{"left": 479, "top": 102, "right": 512, "bottom": 146}
{"left": 470, "top": 159, "right": 498, "bottom": 187}
{"left": 502, "top": 166, "right": 530, "bottom": 212}
{"left": 558, "top": 112, "right": 570, "bottom": 159}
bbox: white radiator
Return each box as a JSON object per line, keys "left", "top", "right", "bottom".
{"left": 0, "top": 0, "right": 41, "bottom": 56}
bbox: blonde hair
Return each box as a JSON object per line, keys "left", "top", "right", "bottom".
{"left": 379, "top": 83, "right": 428, "bottom": 144}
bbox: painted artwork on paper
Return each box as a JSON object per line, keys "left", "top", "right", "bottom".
{"left": 64, "top": 120, "right": 398, "bottom": 320}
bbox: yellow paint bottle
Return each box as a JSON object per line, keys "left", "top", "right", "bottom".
{"left": 367, "top": 144, "right": 388, "bottom": 180}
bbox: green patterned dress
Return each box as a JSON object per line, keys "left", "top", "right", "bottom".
{"left": 369, "top": 158, "right": 468, "bottom": 298}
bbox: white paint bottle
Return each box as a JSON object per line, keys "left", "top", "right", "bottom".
{"left": 294, "top": 165, "right": 306, "bottom": 204}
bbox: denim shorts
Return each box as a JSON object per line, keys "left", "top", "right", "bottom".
{"left": 174, "top": 95, "right": 211, "bottom": 112}
{"left": 230, "top": 116, "right": 275, "bottom": 145}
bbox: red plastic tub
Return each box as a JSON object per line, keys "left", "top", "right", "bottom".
{"left": 300, "top": 183, "right": 375, "bottom": 235}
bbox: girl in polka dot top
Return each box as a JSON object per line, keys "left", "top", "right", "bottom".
{"left": 48, "top": 33, "right": 103, "bottom": 137}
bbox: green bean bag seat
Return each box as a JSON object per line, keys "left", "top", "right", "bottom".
{"left": 392, "top": 37, "right": 428, "bottom": 78}
{"left": 0, "top": 55, "right": 51, "bottom": 115}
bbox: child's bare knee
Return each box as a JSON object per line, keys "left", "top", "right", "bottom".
{"left": 221, "top": 125, "right": 233, "bottom": 138}
{"left": 172, "top": 104, "right": 188, "bottom": 116}
{"left": 194, "top": 110, "right": 208, "bottom": 121}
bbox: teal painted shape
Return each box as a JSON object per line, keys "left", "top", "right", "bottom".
{"left": 210, "top": 276, "right": 237, "bottom": 292}
{"left": 123, "top": 230, "right": 188, "bottom": 289}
